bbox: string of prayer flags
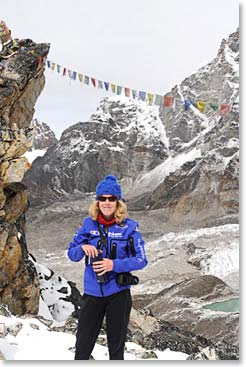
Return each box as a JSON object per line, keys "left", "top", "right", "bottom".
{"left": 197, "top": 101, "right": 207, "bottom": 113}
{"left": 163, "top": 95, "right": 174, "bottom": 108}
{"left": 45, "top": 59, "right": 233, "bottom": 116}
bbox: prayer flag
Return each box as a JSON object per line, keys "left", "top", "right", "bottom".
{"left": 117, "top": 86, "right": 122, "bottom": 95}
{"left": 68, "top": 69, "right": 72, "bottom": 78}
{"left": 147, "top": 93, "right": 154, "bottom": 105}
{"left": 38, "top": 56, "right": 43, "bottom": 64}
{"left": 57, "top": 64, "right": 61, "bottom": 73}
{"left": 197, "top": 101, "right": 207, "bottom": 113}
{"left": 210, "top": 102, "right": 219, "bottom": 111}
{"left": 104, "top": 82, "right": 109, "bottom": 91}
{"left": 91, "top": 78, "right": 96, "bottom": 87}
{"left": 184, "top": 100, "right": 191, "bottom": 111}
{"left": 98, "top": 80, "right": 103, "bottom": 89}
{"left": 73, "top": 71, "right": 77, "bottom": 80}
{"left": 139, "top": 91, "right": 146, "bottom": 101}
{"left": 84, "top": 75, "right": 90, "bottom": 85}
{"left": 47, "top": 60, "right": 51, "bottom": 68}
{"left": 51, "top": 62, "right": 55, "bottom": 71}
{"left": 218, "top": 104, "right": 230, "bottom": 116}
{"left": 78, "top": 73, "right": 83, "bottom": 82}
{"left": 132, "top": 90, "right": 138, "bottom": 99}
{"left": 63, "top": 67, "right": 66, "bottom": 76}
{"left": 111, "top": 84, "right": 116, "bottom": 93}
{"left": 154, "top": 95, "right": 163, "bottom": 106}
{"left": 163, "top": 95, "right": 174, "bottom": 108}
{"left": 125, "top": 88, "right": 131, "bottom": 97}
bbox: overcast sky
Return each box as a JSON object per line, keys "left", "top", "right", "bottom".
{"left": 1, "top": 0, "right": 239, "bottom": 138}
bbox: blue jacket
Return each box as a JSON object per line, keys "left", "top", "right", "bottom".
{"left": 67, "top": 217, "right": 147, "bottom": 297}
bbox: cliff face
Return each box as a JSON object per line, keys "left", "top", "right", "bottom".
{"left": 0, "top": 30, "right": 49, "bottom": 315}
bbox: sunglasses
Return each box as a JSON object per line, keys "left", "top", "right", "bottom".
{"left": 97, "top": 196, "right": 118, "bottom": 202}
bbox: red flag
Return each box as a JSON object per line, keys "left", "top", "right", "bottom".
{"left": 218, "top": 104, "right": 230, "bottom": 116}
{"left": 38, "top": 56, "right": 43, "bottom": 64}
{"left": 163, "top": 95, "right": 174, "bottom": 107}
{"left": 63, "top": 67, "right": 66, "bottom": 76}
{"left": 125, "top": 88, "right": 131, "bottom": 97}
{"left": 91, "top": 78, "right": 96, "bottom": 87}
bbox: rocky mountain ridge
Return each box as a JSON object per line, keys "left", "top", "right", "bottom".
{"left": 23, "top": 29, "right": 239, "bottom": 230}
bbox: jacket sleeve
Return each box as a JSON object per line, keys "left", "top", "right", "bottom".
{"left": 113, "top": 227, "right": 147, "bottom": 273}
{"left": 67, "top": 219, "right": 89, "bottom": 262}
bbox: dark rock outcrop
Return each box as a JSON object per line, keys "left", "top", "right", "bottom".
{"left": 0, "top": 29, "right": 49, "bottom": 315}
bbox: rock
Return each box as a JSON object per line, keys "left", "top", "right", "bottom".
{"left": 0, "top": 28, "right": 49, "bottom": 315}
{"left": 6, "top": 322, "right": 23, "bottom": 336}
{"left": 32, "top": 119, "right": 58, "bottom": 150}
{"left": 140, "top": 275, "right": 239, "bottom": 346}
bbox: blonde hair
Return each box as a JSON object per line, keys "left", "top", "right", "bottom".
{"left": 89, "top": 200, "right": 127, "bottom": 224}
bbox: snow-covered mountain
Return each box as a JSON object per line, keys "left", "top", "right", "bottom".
{"left": 23, "top": 29, "right": 239, "bottom": 230}
{"left": 24, "top": 98, "right": 169, "bottom": 206}
{"left": 31, "top": 119, "right": 58, "bottom": 150}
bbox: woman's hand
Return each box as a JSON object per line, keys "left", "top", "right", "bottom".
{"left": 81, "top": 244, "right": 98, "bottom": 258}
{"left": 93, "top": 258, "right": 113, "bottom": 275}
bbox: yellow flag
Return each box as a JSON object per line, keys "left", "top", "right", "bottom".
{"left": 78, "top": 73, "right": 83, "bottom": 82}
{"left": 197, "top": 101, "right": 206, "bottom": 113}
{"left": 147, "top": 93, "right": 154, "bottom": 105}
{"left": 51, "top": 62, "right": 56, "bottom": 71}
{"left": 111, "top": 84, "right": 116, "bottom": 93}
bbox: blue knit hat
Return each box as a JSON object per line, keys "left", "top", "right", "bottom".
{"left": 96, "top": 175, "right": 122, "bottom": 199}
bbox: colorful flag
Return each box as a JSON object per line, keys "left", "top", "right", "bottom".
{"left": 57, "top": 64, "right": 61, "bottom": 73}
{"left": 139, "top": 91, "right": 146, "bottom": 101}
{"left": 78, "top": 73, "right": 83, "bottom": 82}
{"left": 132, "top": 90, "right": 138, "bottom": 99}
{"left": 68, "top": 69, "right": 72, "bottom": 78}
{"left": 38, "top": 56, "right": 43, "bottom": 64}
{"left": 147, "top": 93, "right": 154, "bottom": 105}
{"left": 218, "top": 104, "right": 230, "bottom": 116}
{"left": 117, "top": 86, "right": 122, "bottom": 95}
{"left": 197, "top": 101, "right": 207, "bottom": 113}
{"left": 163, "top": 95, "right": 174, "bottom": 108}
{"left": 111, "top": 84, "right": 116, "bottom": 93}
{"left": 98, "top": 80, "right": 103, "bottom": 89}
{"left": 210, "top": 102, "right": 219, "bottom": 111}
{"left": 184, "top": 100, "right": 191, "bottom": 111}
{"left": 47, "top": 60, "right": 51, "bottom": 68}
{"left": 73, "top": 71, "right": 77, "bottom": 80}
{"left": 154, "top": 94, "right": 163, "bottom": 106}
{"left": 91, "top": 78, "right": 96, "bottom": 87}
{"left": 125, "top": 88, "right": 131, "bottom": 97}
{"left": 51, "top": 62, "right": 55, "bottom": 71}
{"left": 104, "top": 82, "right": 109, "bottom": 91}
{"left": 62, "top": 67, "right": 66, "bottom": 76}
{"left": 84, "top": 75, "right": 90, "bottom": 85}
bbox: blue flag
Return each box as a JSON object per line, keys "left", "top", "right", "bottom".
{"left": 184, "top": 100, "right": 191, "bottom": 111}
{"left": 104, "top": 82, "right": 109, "bottom": 91}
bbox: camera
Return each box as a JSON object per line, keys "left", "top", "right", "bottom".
{"left": 116, "top": 272, "right": 139, "bottom": 286}
{"left": 91, "top": 252, "right": 108, "bottom": 284}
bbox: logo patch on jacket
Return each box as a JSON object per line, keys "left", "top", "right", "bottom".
{"left": 90, "top": 230, "right": 99, "bottom": 235}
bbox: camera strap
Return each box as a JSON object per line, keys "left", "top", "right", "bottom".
{"left": 97, "top": 224, "right": 110, "bottom": 258}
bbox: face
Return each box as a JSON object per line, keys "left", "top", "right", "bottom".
{"left": 97, "top": 195, "right": 118, "bottom": 219}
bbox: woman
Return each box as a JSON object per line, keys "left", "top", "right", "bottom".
{"left": 67, "top": 175, "right": 147, "bottom": 360}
